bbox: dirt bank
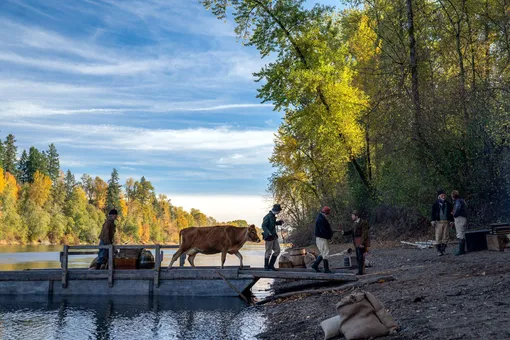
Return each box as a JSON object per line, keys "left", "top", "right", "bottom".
{"left": 256, "top": 243, "right": 510, "bottom": 339}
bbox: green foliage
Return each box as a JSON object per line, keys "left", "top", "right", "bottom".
{"left": 202, "top": 0, "right": 510, "bottom": 244}
{"left": 46, "top": 144, "right": 60, "bottom": 182}
{"left": 3, "top": 134, "right": 18, "bottom": 176}
{"left": 106, "top": 168, "right": 121, "bottom": 213}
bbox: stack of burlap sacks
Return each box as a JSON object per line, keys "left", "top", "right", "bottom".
{"left": 321, "top": 291, "right": 398, "bottom": 340}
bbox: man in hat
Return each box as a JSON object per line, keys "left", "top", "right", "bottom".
{"left": 343, "top": 210, "right": 370, "bottom": 275}
{"left": 311, "top": 206, "right": 335, "bottom": 273}
{"left": 96, "top": 208, "right": 118, "bottom": 269}
{"left": 451, "top": 190, "right": 467, "bottom": 256}
{"left": 431, "top": 189, "right": 453, "bottom": 256}
{"left": 261, "top": 204, "right": 284, "bottom": 271}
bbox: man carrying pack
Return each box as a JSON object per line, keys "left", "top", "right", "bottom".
{"left": 96, "top": 208, "right": 118, "bottom": 269}
{"left": 261, "top": 204, "right": 284, "bottom": 271}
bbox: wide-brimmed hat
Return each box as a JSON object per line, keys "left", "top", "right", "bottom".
{"left": 272, "top": 204, "right": 282, "bottom": 212}
{"left": 437, "top": 189, "right": 445, "bottom": 196}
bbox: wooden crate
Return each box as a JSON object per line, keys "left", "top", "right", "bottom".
{"left": 114, "top": 258, "right": 137, "bottom": 269}
{"left": 486, "top": 234, "right": 510, "bottom": 252}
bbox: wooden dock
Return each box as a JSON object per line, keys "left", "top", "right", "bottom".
{"left": 0, "top": 245, "right": 358, "bottom": 298}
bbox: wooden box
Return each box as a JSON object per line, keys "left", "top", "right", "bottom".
{"left": 114, "top": 258, "right": 137, "bottom": 269}
{"left": 486, "top": 234, "right": 509, "bottom": 252}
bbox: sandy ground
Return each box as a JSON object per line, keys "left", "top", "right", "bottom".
{"left": 255, "top": 243, "right": 510, "bottom": 340}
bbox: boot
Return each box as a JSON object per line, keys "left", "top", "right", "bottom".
{"left": 323, "top": 259, "right": 332, "bottom": 273}
{"left": 436, "top": 244, "right": 443, "bottom": 256}
{"left": 455, "top": 239, "right": 466, "bottom": 256}
{"left": 268, "top": 255, "right": 278, "bottom": 271}
{"left": 311, "top": 255, "right": 323, "bottom": 272}
{"left": 264, "top": 258, "right": 270, "bottom": 271}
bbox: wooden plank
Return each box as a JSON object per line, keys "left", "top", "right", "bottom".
{"left": 61, "top": 245, "right": 69, "bottom": 288}
{"left": 215, "top": 270, "right": 251, "bottom": 304}
{"left": 108, "top": 245, "right": 114, "bottom": 287}
{"left": 240, "top": 269, "right": 357, "bottom": 281}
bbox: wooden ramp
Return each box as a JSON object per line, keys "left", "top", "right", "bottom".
{"left": 239, "top": 267, "right": 357, "bottom": 281}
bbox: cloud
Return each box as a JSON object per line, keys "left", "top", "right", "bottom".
{"left": 169, "top": 194, "right": 274, "bottom": 225}
{"left": 2, "top": 121, "right": 275, "bottom": 152}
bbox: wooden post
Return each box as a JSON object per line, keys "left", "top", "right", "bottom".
{"left": 179, "top": 253, "right": 186, "bottom": 267}
{"left": 61, "top": 245, "right": 69, "bottom": 288}
{"left": 108, "top": 245, "right": 114, "bottom": 288}
{"left": 216, "top": 270, "right": 252, "bottom": 305}
{"left": 154, "top": 244, "right": 161, "bottom": 288}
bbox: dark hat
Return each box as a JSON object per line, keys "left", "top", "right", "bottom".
{"left": 108, "top": 209, "right": 118, "bottom": 215}
{"left": 321, "top": 206, "right": 331, "bottom": 214}
{"left": 437, "top": 189, "right": 445, "bottom": 196}
{"left": 272, "top": 204, "right": 282, "bottom": 212}
{"left": 351, "top": 210, "right": 360, "bottom": 217}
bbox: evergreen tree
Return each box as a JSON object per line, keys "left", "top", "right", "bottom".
{"left": 80, "top": 174, "right": 94, "bottom": 203}
{"left": 46, "top": 144, "right": 60, "bottom": 182}
{"left": 17, "top": 150, "right": 29, "bottom": 184}
{"left": 64, "top": 170, "right": 76, "bottom": 199}
{"left": 27, "top": 147, "right": 48, "bottom": 182}
{"left": 3, "top": 134, "right": 18, "bottom": 176}
{"left": 106, "top": 168, "right": 121, "bottom": 214}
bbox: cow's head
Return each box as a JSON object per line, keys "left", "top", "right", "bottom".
{"left": 247, "top": 224, "right": 261, "bottom": 243}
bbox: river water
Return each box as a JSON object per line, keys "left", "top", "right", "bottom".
{"left": 0, "top": 244, "right": 272, "bottom": 340}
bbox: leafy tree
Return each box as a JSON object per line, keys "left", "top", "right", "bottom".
{"left": 81, "top": 174, "right": 94, "bottom": 203}
{"left": 28, "top": 171, "right": 52, "bottom": 207}
{"left": 27, "top": 147, "right": 48, "bottom": 182}
{"left": 93, "top": 176, "right": 108, "bottom": 210}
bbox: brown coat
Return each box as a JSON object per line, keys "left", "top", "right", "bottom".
{"left": 99, "top": 216, "right": 116, "bottom": 245}
{"left": 345, "top": 219, "right": 370, "bottom": 248}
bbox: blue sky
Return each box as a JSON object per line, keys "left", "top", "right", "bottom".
{"left": 0, "top": 0, "right": 341, "bottom": 224}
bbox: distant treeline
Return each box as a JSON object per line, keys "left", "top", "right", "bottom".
{"left": 0, "top": 134, "right": 246, "bottom": 245}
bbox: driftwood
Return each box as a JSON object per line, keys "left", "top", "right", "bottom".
{"left": 255, "top": 275, "right": 395, "bottom": 306}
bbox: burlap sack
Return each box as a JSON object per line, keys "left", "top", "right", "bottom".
{"left": 304, "top": 252, "right": 316, "bottom": 268}
{"left": 320, "top": 316, "right": 342, "bottom": 340}
{"left": 335, "top": 291, "right": 398, "bottom": 340}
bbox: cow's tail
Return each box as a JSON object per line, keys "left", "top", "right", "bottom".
{"left": 178, "top": 229, "right": 183, "bottom": 246}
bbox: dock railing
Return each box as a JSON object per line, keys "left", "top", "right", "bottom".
{"left": 59, "top": 244, "right": 184, "bottom": 288}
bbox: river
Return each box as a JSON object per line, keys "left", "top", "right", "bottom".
{"left": 0, "top": 244, "right": 272, "bottom": 339}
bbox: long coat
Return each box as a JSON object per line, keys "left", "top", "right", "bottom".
{"left": 345, "top": 219, "right": 370, "bottom": 248}
{"left": 99, "top": 216, "right": 116, "bottom": 245}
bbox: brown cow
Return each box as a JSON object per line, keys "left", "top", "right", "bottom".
{"left": 168, "top": 224, "right": 261, "bottom": 269}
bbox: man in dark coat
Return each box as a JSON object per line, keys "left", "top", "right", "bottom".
{"left": 343, "top": 210, "right": 370, "bottom": 275}
{"left": 96, "top": 209, "right": 118, "bottom": 269}
{"left": 261, "top": 204, "right": 284, "bottom": 271}
{"left": 311, "top": 206, "right": 334, "bottom": 273}
{"left": 431, "top": 189, "right": 454, "bottom": 256}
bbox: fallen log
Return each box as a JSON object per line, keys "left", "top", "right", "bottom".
{"left": 255, "top": 275, "right": 395, "bottom": 306}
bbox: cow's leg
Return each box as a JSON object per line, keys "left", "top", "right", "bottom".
{"left": 188, "top": 254, "right": 197, "bottom": 267}
{"left": 233, "top": 251, "right": 243, "bottom": 270}
{"left": 169, "top": 247, "right": 185, "bottom": 268}
{"left": 220, "top": 249, "right": 227, "bottom": 269}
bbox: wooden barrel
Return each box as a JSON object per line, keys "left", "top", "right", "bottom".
{"left": 288, "top": 248, "right": 306, "bottom": 256}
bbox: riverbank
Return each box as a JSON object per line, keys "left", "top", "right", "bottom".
{"left": 256, "top": 242, "right": 510, "bottom": 339}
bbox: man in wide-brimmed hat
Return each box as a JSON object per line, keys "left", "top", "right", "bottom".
{"left": 261, "top": 204, "right": 284, "bottom": 271}
{"left": 431, "top": 189, "right": 454, "bottom": 256}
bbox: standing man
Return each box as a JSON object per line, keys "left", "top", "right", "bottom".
{"left": 96, "top": 209, "right": 118, "bottom": 270}
{"left": 451, "top": 190, "right": 467, "bottom": 256}
{"left": 343, "top": 210, "right": 370, "bottom": 275}
{"left": 431, "top": 189, "right": 453, "bottom": 256}
{"left": 311, "top": 206, "right": 334, "bottom": 273}
{"left": 261, "top": 204, "right": 283, "bottom": 271}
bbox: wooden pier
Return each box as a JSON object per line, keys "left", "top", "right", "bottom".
{"left": 0, "top": 245, "right": 358, "bottom": 298}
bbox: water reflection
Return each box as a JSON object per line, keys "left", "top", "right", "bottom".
{"left": 0, "top": 295, "right": 266, "bottom": 339}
